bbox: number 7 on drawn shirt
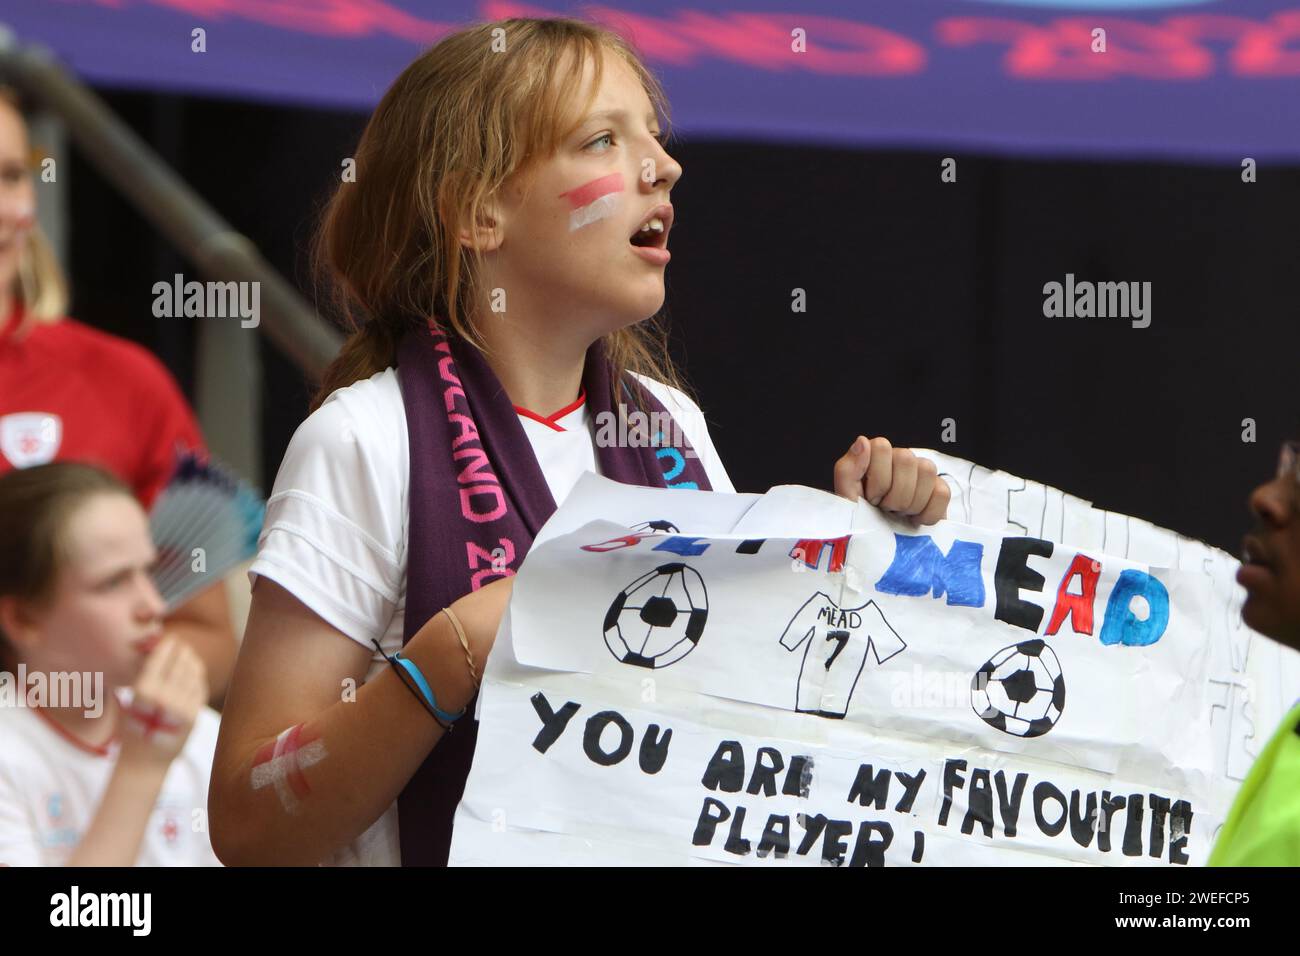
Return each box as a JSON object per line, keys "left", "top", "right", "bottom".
{"left": 778, "top": 594, "right": 907, "bottom": 719}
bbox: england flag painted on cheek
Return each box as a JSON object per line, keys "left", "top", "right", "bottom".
{"left": 562, "top": 172, "right": 623, "bottom": 231}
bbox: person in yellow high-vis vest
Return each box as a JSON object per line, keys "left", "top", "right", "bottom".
{"left": 1209, "top": 440, "right": 1300, "bottom": 866}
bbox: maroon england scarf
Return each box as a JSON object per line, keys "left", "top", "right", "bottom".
{"left": 395, "top": 318, "right": 713, "bottom": 866}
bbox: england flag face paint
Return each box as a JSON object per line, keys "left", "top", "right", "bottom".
{"left": 561, "top": 172, "right": 623, "bottom": 231}
{"left": 250, "top": 723, "right": 327, "bottom": 814}
{"left": 123, "top": 701, "right": 182, "bottom": 740}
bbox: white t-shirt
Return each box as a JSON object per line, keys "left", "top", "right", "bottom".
{"left": 248, "top": 366, "right": 733, "bottom": 866}
{"left": 0, "top": 696, "right": 222, "bottom": 866}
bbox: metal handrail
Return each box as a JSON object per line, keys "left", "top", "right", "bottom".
{"left": 0, "top": 25, "right": 342, "bottom": 379}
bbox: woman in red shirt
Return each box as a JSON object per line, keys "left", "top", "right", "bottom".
{"left": 0, "top": 85, "right": 236, "bottom": 703}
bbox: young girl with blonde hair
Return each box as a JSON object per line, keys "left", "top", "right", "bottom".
{"left": 210, "top": 16, "right": 948, "bottom": 867}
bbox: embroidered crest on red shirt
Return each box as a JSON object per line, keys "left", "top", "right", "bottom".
{"left": 0, "top": 412, "right": 62, "bottom": 467}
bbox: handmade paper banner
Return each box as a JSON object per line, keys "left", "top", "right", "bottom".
{"left": 450, "top": 460, "right": 1300, "bottom": 866}
{"left": 917, "top": 449, "right": 1300, "bottom": 792}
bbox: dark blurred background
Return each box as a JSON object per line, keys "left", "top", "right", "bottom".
{"left": 65, "top": 90, "right": 1298, "bottom": 555}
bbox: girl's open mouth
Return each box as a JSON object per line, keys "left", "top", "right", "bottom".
{"left": 630, "top": 218, "right": 668, "bottom": 250}
{"left": 629, "top": 204, "right": 672, "bottom": 264}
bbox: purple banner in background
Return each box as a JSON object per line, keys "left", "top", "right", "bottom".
{"left": 2, "top": 0, "right": 1298, "bottom": 161}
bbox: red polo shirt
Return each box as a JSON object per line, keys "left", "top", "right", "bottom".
{"left": 0, "top": 305, "right": 205, "bottom": 509}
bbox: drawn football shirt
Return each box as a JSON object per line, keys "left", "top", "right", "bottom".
{"left": 778, "top": 593, "right": 906, "bottom": 718}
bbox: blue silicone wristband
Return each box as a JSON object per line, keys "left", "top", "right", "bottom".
{"left": 393, "top": 652, "right": 465, "bottom": 724}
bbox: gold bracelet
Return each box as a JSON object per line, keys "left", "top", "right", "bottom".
{"left": 440, "top": 606, "right": 480, "bottom": 688}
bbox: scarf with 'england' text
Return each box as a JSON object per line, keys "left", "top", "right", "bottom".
{"left": 395, "top": 317, "right": 713, "bottom": 866}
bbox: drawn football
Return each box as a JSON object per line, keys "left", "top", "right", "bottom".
{"left": 603, "top": 562, "right": 708, "bottom": 668}
{"left": 971, "top": 639, "right": 1065, "bottom": 738}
